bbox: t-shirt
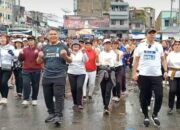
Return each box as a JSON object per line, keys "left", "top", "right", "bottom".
{"left": 115, "top": 50, "right": 124, "bottom": 67}
{"left": 167, "top": 51, "right": 180, "bottom": 77}
{"left": 42, "top": 43, "right": 70, "bottom": 78}
{"left": 67, "top": 51, "right": 88, "bottom": 75}
{"left": 135, "top": 41, "right": 164, "bottom": 76}
{"left": 99, "top": 50, "right": 116, "bottom": 67}
{"left": 0, "top": 44, "right": 15, "bottom": 68}
{"left": 85, "top": 49, "right": 97, "bottom": 71}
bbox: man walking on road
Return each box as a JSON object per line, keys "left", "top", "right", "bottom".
{"left": 37, "top": 28, "right": 72, "bottom": 126}
{"left": 132, "top": 28, "right": 168, "bottom": 127}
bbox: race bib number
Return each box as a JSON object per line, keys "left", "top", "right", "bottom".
{"left": 143, "top": 50, "right": 156, "bottom": 60}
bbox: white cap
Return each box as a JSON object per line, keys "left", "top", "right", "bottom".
{"left": 13, "top": 38, "right": 23, "bottom": 43}
{"left": 23, "top": 38, "right": 28, "bottom": 41}
{"left": 103, "top": 39, "right": 112, "bottom": 44}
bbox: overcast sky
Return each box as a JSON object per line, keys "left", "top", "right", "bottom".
{"left": 20, "top": 0, "right": 179, "bottom": 18}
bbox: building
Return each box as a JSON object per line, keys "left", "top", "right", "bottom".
{"left": 144, "top": 7, "right": 155, "bottom": 28}
{"left": 0, "top": 0, "right": 14, "bottom": 25}
{"left": 155, "top": 10, "right": 178, "bottom": 31}
{"left": 129, "top": 7, "right": 145, "bottom": 33}
{"left": 108, "top": 0, "right": 129, "bottom": 37}
{"left": 74, "top": 0, "right": 111, "bottom": 17}
{"left": 129, "top": 7, "right": 155, "bottom": 33}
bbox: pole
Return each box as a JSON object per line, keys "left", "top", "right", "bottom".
{"left": 179, "top": 0, "right": 180, "bottom": 27}
{"left": 170, "top": 0, "right": 173, "bottom": 27}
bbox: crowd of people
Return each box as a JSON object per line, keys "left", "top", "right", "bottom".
{"left": 0, "top": 28, "right": 180, "bottom": 127}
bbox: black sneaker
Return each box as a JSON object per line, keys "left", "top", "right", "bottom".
{"left": 53, "top": 116, "right": 63, "bottom": 127}
{"left": 167, "top": 108, "right": 173, "bottom": 115}
{"left": 45, "top": 114, "right": 55, "bottom": 123}
{"left": 151, "top": 115, "right": 160, "bottom": 127}
{"left": 143, "top": 118, "right": 150, "bottom": 127}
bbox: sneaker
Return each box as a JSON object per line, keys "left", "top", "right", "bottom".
{"left": 53, "top": 116, "right": 63, "bottom": 127}
{"left": 167, "top": 108, "right": 173, "bottom": 115}
{"left": 112, "top": 97, "right": 117, "bottom": 101}
{"left": 83, "top": 96, "right": 87, "bottom": 102}
{"left": 115, "top": 97, "right": 120, "bottom": 102}
{"left": 103, "top": 109, "right": 110, "bottom": 115}
{"left": 78, "top": 105, "right": 83, "bottom": 109}
{"left": 0, "top": 98, "right": 8, "bottom": 105}
{"left": 144, "top": 118, "right": 150, "bottom": 127}
{"left": 140, "top": 108, "right": 142, "bottom": 113}
{"left": 45, "top": 114, "right": 55, "bottom": 123}
{"left": 32, "top": 100, "right": 37, "bottom": 106}
{"left": 151, "top": 114, "right": 160, "bottom": 127}
{"left": 22, "top": 100, "right": 30, "bottom": 107}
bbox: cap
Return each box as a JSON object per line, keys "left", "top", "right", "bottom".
{"left": 71, "top": 39, "right": 81, "bottom": 47}
{"left": 146, "top": 28, "right": 157, "bottom": 34}
{"left": 103, "top": 39, "right": 112, "bottom": 44}
{"left": 22, "top": 38, "right": 28, "bottom": 41}
{"left": 13, "top": 38, "right": 23, "bottom": 43}
{"left": 174, "top": 38, "right": 180, "bottom": 42}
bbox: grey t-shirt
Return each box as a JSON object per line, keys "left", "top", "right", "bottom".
{"left": 42, "top": 43, "right": 70, "bottom": 78}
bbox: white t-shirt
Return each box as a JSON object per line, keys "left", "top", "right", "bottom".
{"left": 167, "top": 51, "right": 180, "bottom": 77}
{"left": 99, "top": 50, "right": 117, "bottom": 67}
{"left": 115, "top": 50, "right": 124, "bottom": 67}
{"left": 135, "top": 41, "right": 164, "bottom": 76}
{"left": 68, "top": 51, "right": 88, "bottom": 75}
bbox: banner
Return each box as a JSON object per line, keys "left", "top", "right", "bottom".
{"left": 64, "top": 15, "right": 109, "bottom": 29}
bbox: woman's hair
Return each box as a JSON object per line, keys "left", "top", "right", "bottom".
{"left": 0, "top": 34, "right": 10, "bottom": 44}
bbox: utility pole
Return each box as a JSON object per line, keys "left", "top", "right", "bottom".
{"left": 18, "top": 0, "right": 21, "bottom": 28}
{"left": 170, "top": 0, "right": 173, "bottom": 27}
{"left": 179, "top": 0, "right": 180, "bottom": 27}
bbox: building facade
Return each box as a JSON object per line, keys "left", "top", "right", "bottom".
{"left": 129, "top": 7, "right": 155, "bottom": 33}
{"left": 0, "top": 0, "right": 14, "bottom": 25}
{"left": 74, "top": 0, "right": 111, "bottom": 17}
{"left": 109, "top": 0, "right": 129, "bottom": 37}
{"left": 155, "top": 11, "right": 178, "bottom": 31}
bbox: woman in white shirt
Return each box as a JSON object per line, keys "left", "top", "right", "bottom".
{"left": 13, "top": 39, "right": 23, "bottom": 98}
{"left": 167, "top": 39, "right": 180, "bottom": 114}
{"left": 0, "top": 34, "right": 15, "bottom": 105}
{"left": 98, "top": 39, "right": 118, "bottom": 115}
{"left": 112, "top": 40, "right": 124, "bottom": 102}
{"left": 68, "top": 39, "right": 88, "bottom": 111}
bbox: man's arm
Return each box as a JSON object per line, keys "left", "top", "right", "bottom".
{"left": 60, "top": 49, "right": 72, "bottom": 63}
{"left": 132, "top": 56, "right": 140, "bottom": 81}
{"left": 161, "top": 56, "right": 168, "bottom": 79}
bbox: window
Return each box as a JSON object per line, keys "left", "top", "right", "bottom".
{"left": 136, "top": 23, "right": 140, "bottom": 28}
{"left": 8, "top": 14, "right": 10, "bottom": 20}
{"left": 165, "top": 20, "right": 170, "bottom": 27}
{"left": 120, "top": 20, "right": 124, "bottom": 25}
{"left": 111, "top": 20, "right": 116, "bottom": 25}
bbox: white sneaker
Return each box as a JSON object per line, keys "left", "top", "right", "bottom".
{"left": 112, "top": 97, "right": 117, "bottom": 101}
{"left": 0, "top": 98, "right": 8, "bottom": 105}
{"left": 32, "top": 100, "right": 37, "bottom": 106}
{"left": 115, "top": 97, "right": 120, "bottom": 102}
{"left": 22, "top": 100, "right": 30, "bottom": 107}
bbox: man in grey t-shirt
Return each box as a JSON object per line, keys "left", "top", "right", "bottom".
{"left": 37, "top": 29, "right": 72, "bottom": 126}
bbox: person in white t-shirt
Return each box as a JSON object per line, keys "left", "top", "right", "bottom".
{"left": 97, "top": 39, "right": 118, "bottom": 115}
{"left": 112, "top": 40, "right": 124, "bottom": 102}
{"left": 167, "top": 38, "right": 180, "bottom": 115}
{"left": 132, "top": 29, "right": 168, "bottom": 127}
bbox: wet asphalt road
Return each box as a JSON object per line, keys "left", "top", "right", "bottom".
{"left": 0, "top": 73, "right": 180, "bottom": 130}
